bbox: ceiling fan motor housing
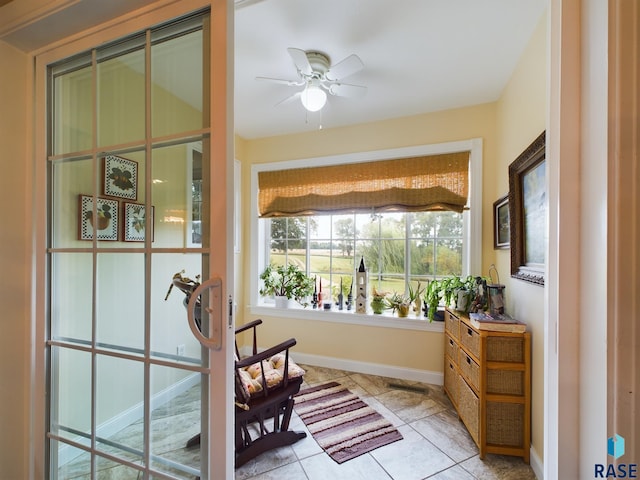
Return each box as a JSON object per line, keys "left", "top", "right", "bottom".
{"left": 305, "top": 51, "right": 330, "bottom": 77}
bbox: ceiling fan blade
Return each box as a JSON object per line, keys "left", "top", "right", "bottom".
{"left": 327, "top": 82, "right": 367, "bottom": 98}
{"left": 256, "top": 76, "right": 304, "bottom": 87}
{"left": 275, "top": 91, "right": 301, "bottom": 106}
{"left": 325, "top": 54, "right": 364, "bottom": 81}
{"left": 287, "top": 47, "right": 313, "bottom": 76}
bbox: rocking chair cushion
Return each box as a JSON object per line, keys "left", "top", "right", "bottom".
{"left": 236, "top": 356, "right": 305, "bottom": 401}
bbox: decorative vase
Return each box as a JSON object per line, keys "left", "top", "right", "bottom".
{"left": 371, "top": 298, "right": 385, "bottom": 314}
{"left": 413, "top": 298, "right": 422, "bottom": 317}
{"left": 274, "top": 296, "right": 290, "bottom": 309}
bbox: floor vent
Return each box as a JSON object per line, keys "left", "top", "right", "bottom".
{"left": 387, "top": 383, "right": 428, "bottom": 394}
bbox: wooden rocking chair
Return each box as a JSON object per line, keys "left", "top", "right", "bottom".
{"left": 166, "top": 273, "right": 306, "bottom": 468}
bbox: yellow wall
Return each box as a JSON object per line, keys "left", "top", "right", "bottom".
{"left": 495, "top": 13, "right": 547, "bottom": 462}
{"left": 0, "top": 39, "right": 29, "bottom": 480}
{"left": 238, "top": 102, "right": 498, "bottom": 375}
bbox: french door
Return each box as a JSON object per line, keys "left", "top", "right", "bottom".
{"left": 35, "top": 2, "right": 233, "bottom": 478}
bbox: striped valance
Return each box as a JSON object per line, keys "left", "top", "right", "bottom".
{"left": 258, "top": 151, "right": 470, "bottom": 218}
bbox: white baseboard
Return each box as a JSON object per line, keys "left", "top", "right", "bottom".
{"left": 57, "top": 372, "right": 200, "bottom": 466}
{"left": 267, "top": 350, "right": 444, "bottom": 386}
{"left": 530, "top": 445, "right": 543, "bottom": 479}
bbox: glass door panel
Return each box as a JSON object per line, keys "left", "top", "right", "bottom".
{"left": 97, "top": 38, "right": 146, "bottom": 148}
{"left": 96, "top": 253, "right": 145, "bottom": 354}
{"left": 52, "top": 58, "right": 93, "bottom": 156}
{"left": 50, "top": 253, "right": 93, "bottom": 342}
{"left": 45, "top": 9, "right": 229, "bottom": 479}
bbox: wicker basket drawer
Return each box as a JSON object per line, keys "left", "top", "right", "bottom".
{"left": 445, "top": 311, "right": 460, "bottom": 340}
{"left": 444, "top": 358, "right": 458, "bottom": 406}
{"left": 460, "top": 324, "right": 480, "bottom": 359}
{"left": 487, "top": 336, "right": 525, "bottom": 362}
{"left": 459, "top": 350, "right": 480, "bottom": 391}
{"left": 458, "top": 376, "right": 479, "bottom": 444}
{"left": 487, "top": 369, "right": 525, "bottom": 395}
{"left": 487, "top": 401, "right": 525, "bottom": 447}
{"left": 445, "top": 334, "right": 458, "bottom": 363}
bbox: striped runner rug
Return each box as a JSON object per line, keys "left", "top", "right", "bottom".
{"left": 294, "top": 381, "right": 403, "bottom": 464}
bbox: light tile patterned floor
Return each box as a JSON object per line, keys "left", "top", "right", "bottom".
{"left": 59, "top": 365, "right": 537, "bottom": 479}
{"left": 235, "top": 365, "right": 537, "bottom": 480}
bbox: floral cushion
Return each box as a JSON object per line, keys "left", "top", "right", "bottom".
{"left": 235, "top": 356, "right": 305, "bottom": 403}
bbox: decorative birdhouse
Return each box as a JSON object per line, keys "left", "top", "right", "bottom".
{"left": 355, "top": 257, "right": 367, "bottom": 314}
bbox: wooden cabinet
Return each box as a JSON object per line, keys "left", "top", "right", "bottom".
{"left": 444, "top": 308, "right": 531, "bottom": 463}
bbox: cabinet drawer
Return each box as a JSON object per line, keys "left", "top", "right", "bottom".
{"left": 457, "top": 375, "right": 479, "bottom": 444}
{"left": 487, "top": 336, "right": 525, "bottom": 362}
{"left": 487, "top": 401, "right": 525, "bottom": 447}
{"left": 444, "top": 359, "right": 458, "bottom": 406}
{"left": 445, "top": 311, "right": 460, "bottom": 339}
{"left": 460, "top": 324, "right": 480, "bottom": 358}
{"left": 459, "top": 350, "right": 480, "bottom": 391}
{"left": 487, "top": 369, "right": 525, "bottom": 395}
{"left": 445, "top": 334, "right": 458, "bottom": 363}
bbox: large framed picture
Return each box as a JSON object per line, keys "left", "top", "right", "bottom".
{"left": 123, "top": 203, "right": 154, "bottom": 242}
{"left": 103, "top": 155, "right": 138, "bottom": 200}
{"left": 508, "top": 131, "right": 546, "bottom": 285}
{"left": 493, "top": 194, "right": 510, "bottom": 249}
{"left": 78, "top": 195, "right": 119, "bottom": 241}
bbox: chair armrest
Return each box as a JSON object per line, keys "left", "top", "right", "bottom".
{"left": 235, "top": 319, "right": 263, "bottom": 335}
{"left": 235, "top": 338, "right": 296, "bottom": 369}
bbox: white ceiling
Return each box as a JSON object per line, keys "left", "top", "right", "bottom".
{"left": 234, "top": 0, "right": 547, "bottom": 139}
{"left": 0, "top": 0, "right": 547, "bottom": 140}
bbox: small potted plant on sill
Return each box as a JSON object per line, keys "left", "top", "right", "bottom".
{"left": 370, "top": 287, "right": 388, "bottom": 314}
{"left": 408, "top": 280, "right": 425, "bottom": 317}
{"left": 259, "top": 263, "right": 314, "bottom": 308}
{"left": 385, "top": 292, "right": 411, "bottom": 318}
{"left": 423, "top": 278, "right": 444, "bottom": 322}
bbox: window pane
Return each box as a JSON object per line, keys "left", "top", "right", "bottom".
{"left": 98, "top": 48, "right": 145, "bottom": 147}
{"left": 52, "top": 61, "right": 93, "bottom": 155}
{"left": 151, "top": 29, "right": 204, "bottom": 138}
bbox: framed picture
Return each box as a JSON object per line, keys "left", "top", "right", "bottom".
{"left": 78, "top": 195, "right": 119, "bottom": 241}
{"left": 123, "top": 203, "right": 154, "bottom": 242}
{"left": 103, "top": 155, "right": 138, "bottom": 200}
{"left": 508, "top": 131, "right": 546, "bottom": 285}
{"left": 493, "top": 194, "right": 510, "bottom": 249}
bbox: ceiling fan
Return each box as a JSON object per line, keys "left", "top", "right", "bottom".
{"left": 257, "top": 47, "right": 367, "bottom": 112}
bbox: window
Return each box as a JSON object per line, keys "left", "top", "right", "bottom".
{"left": 251, "top": 139, "right": 482, "bottom": 323}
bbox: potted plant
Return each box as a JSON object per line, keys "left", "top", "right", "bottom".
{"left": 370, "top": 287, "right": 388, "bottom": 314}
{"left": 408, "top": 280, "right": 425, "bottom": 317}
{"left": 385, "top": 291, "right": 411, "bottom": 317}
{"left": 259, "top": 263, "right": 314, "bottom": 307}
{"left": 423, "top": 279, "right": 443, "bottom": 321}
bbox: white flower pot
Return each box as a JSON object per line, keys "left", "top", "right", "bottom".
{"left": 274, "top": 296, "right": 290, "bottom": 309}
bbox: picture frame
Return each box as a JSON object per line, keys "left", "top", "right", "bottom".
{"left": 103, "top": 155, "right": 138, "bottom": 200}
{"left": 493, "top": 194, "right": 510, "bottom": 249}
{"left": 508, "top": 131, "right": 546, "bottom": 285}
{"left": 78, "top": 195, "right": 119, "bottom": 241}
{"left": 123, "top": 203, "right": 154, "bottom": 242}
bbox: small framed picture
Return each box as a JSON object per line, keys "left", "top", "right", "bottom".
{"left": 79, "top": 195, "right": 119, "bottom": 241}
{"left": 103, "top": 155, "right": 138, "bottom": 200}
{"left": 123, "top": 203, "right": 154, "bottom": 242}
{"left": 493, "top": 194, "right": 510, "bottom": 249}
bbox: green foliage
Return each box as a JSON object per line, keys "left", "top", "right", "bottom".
{"left": 259, "top": 263, "right": 314, "bottom": 306}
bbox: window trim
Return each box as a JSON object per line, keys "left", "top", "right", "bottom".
{"left": 250, "top": 138, "right": 483, "bottom": 330}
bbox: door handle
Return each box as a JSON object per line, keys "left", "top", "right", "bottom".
{"left": 187, "top": 276, "right": 223, "bottom": 350}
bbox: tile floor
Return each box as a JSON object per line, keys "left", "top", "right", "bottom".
{"left": 59, "top": 365, "right": 537, "bottom": 479}
{"left": 236, "top": 364, "right": 537, "bottom": 480}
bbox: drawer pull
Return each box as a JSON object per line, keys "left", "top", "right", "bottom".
{"left": 466, "top": 356, "right": 471, "bottom": 365}
{"left": 449, "top": 338, "right": 454, "bottom": 346}
{"left": 467, "top": 328, "right": 473, "bottom": 336}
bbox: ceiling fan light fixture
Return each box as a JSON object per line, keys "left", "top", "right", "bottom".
{"left": 300, "top": 84, "right": 327, "bottom": 112}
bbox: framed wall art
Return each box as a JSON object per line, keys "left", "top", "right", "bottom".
{"left": 493, "top": 194, "right": 510, "bottom": 249}
{"left": 103, "top": 155, "right": 138, "bottom": 200}
{"left": 123, "top": 203, "right": 154, "bottom": 242}
{"left": 78, "top": 195, "right": 119, "bottom": 241}
{"left": 508, "top": 131, "right": 546, "bottom": 285}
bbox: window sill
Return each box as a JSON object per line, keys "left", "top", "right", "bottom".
{"left": 250, "top": 304, "right": 445, "bottom": 332}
